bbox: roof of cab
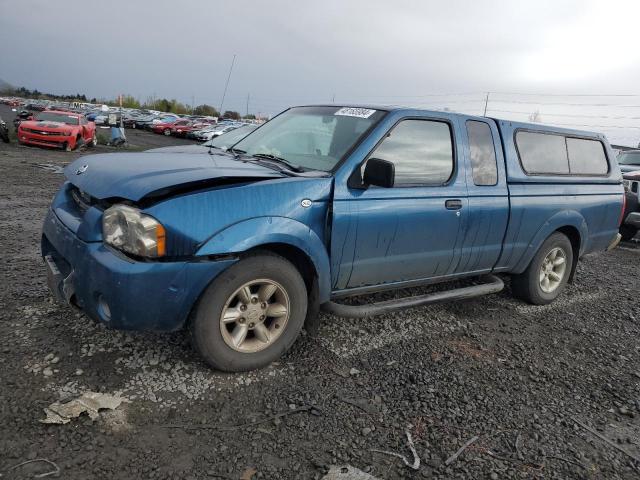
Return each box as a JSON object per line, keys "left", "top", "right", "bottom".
{"left": 297, "top": 103, "right": 605, "bottom": 140}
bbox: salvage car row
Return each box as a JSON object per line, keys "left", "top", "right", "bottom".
{"left": 2, "top": 96, "right": 260, "bottom": 146}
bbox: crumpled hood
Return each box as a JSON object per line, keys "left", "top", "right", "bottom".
{"left": 65, "top": 151, "right": 285, "bottom": 201}
{"left": 22, "top": 120, "right": 73, "bottom": 131}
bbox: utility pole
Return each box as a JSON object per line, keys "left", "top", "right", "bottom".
{"left": 219, "top": 54, "right": 236, "bottom": 117}
{"left": 332, "top": 93, "right": 335, "bottom": 103}
{"left": 246, "top": 93, "right": 250, "bottom": 117}
{"left": 483, "top": 92, "right": 490, "bottom": 116}
{"left": 191, "top": 94, "right": 195, "bottom": 114}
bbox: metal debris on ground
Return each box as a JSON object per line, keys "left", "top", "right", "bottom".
{"left": 1, "top": 458, "right": 60, "bottom": 478}
{"left": 445, "top": 435, "right": 480, "bottom": 465}
{"left": 370, "top": 430, "right": 420, "bottom": 470}
{"left": 322, "top": 465, "right": 379, "bottom": 479}
{"left": 34, "top": 163, "right": 65, "bottom": 174}
{"left": 40, "top": 391, "right": 127, "bottom": 425}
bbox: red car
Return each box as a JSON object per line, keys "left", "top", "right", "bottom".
{"left": 171, "top": 121, "right": 208, "bottom": 137}
{"left": 153, "top": 119, "right": 190, "bottom": 136}
{"left": 18, "top": 110, "right": 97, "bottom": 151}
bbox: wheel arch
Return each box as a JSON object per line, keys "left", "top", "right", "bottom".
{"left": 512, "top": 210, "right": 587, "bottom": 277}
{"left": 555, "top": 225, "right": 581, "bottom": 283}
{"left": 196, "top": 216, "right": 331, "bottom": 302}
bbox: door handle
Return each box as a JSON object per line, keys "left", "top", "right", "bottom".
{"left": 445, "top": 199, "right": 462, "bottom": 210}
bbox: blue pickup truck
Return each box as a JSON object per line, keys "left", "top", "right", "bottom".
{"left": 42, "top": 105, "right": 625, "bottom": 371}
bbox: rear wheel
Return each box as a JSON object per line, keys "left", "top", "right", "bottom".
{"left": 511, "top": 232, "right": 573, "bottom": 305}
{"left": 190, "top": 253, "right": 307, "bottom": 372}
{"left": 620, "top": 225, "right": 638, "bottom": 242}
{"left": 163, "top": 129, "right": 171, "bottom": 136}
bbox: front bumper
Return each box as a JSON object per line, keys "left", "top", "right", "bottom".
{"left": 20, "top": 131, "right": 73, "bottom": 149}
{"left": 625, "top": 212, "right": 640, "bottom": 228}
{"left": 42, "top": 208, "right": 236, "bottom": 331}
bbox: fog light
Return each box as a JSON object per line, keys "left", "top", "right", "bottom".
{"left": 97, "top": 295, "right": 112, "bottom": 322}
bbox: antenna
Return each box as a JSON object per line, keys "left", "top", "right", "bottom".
{"left": 218, "top": 54, "right": 236, "bottom": 117}
{"left": 483, "top": 92, "right": 490, "bottom": 116}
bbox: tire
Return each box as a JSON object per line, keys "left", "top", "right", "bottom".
{"left": 0, "top": 129, "right": 8, "bottom": 143}
{"left": 511, "top": 232, "right": 573, "bottom": 305}
{"left": 74, "top": 135, "right": 85, "bottom": 150}
{"left": 190, "top": 253, "right": 308, "bottom": 372}
{"left": 620, "top": 225, "right": 638, "bottom": 242}
{"left": 63, "top": 142, "right": 72, "bottom": 152}
{"left": 88, "top": 132, "right": 97, "bottom": 148}
{"left": 163, "top": 129, "right": 171, "bottom": 136}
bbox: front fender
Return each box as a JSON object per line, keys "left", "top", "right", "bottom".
{"left": 196, "top": 216, "right": 332, "bottom": 302}
{"left": 512, "top": 209, "right": 587, "bottom": 274}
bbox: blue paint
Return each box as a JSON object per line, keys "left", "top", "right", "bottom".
{"left": 43, "top": 106, "right": 624, "bottom": 332}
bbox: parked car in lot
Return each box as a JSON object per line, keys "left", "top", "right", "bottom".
{"left": 171, "top": 121, "right": 207, "bottom": 137}
{"left": 621, "top": 170, "right": 640, "bottom": 240}
{"left": 13, "top": 110, "right": 33, "bottom": 130}
{"left": 191, "top": 124, "right": 239, "bottom": 142}
{"left": 42, "top": 105, "right": 624, "bottom": 371}
{"left": 146, "top": 124, "right": 259, "bottom": 153}
{"left": 618, "top": 150, "right": 640, "bottom": 173}
{"left": 153, "top": 119, "right": 190, "bottom": 136}
{"left": 18, "top": 110, "right": 96, "bottom": 151}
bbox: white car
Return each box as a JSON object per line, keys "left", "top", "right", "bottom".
{"left": 195, "top": 125, "right": 239, "bottom": 141}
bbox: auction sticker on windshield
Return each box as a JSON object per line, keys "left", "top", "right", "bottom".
{"left": 335, "top": 107, "right": 377, "bottom": 118}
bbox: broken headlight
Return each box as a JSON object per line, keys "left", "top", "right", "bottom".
{"left": 102, "top": 205, "right": 166, "bottom": 258}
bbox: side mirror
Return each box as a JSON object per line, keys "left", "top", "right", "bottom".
{"left": 363, "top": 158, "right": 395, "bottom": 188}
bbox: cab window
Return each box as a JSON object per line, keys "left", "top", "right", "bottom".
{"left": 369, "top": 119, "right": 454, "bottom": 186}
{"left": 466, "top": 121, "right": 498, "bottom": 186}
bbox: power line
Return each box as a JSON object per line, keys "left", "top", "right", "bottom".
{"left": 490, "top": 91, "right": 640, "bottom": 98}
{"left": 488, "top": 108, "right": 640, "bottom": 121}
{"left": 488, "top": 99, "right": 640, "bottom": 108}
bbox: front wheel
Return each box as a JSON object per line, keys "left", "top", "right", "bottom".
{"left": 88, "top": 132, "right": 97, "bottom": 148}
{"left": 163, "top": 129, "right": 171, "bottom": 136}
{"left": 511, "top": 232, "right": 573, "bottom": 305}
{"left": 190, "top": 253, "right": 308, "bottom": 371}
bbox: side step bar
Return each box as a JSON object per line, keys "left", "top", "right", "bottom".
{"left": 321, "top": 275, "right": 504, "bottom": 318}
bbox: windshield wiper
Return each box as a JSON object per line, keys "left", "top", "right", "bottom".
{"left": 227, "top": 147, "right": 246, "bottom": 159}
{"left": 250, "top": 153, "right": 304, "bottom": 172}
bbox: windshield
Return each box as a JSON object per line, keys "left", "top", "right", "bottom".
{"left": 204, "top": 124, "right": 258, "bottom": 149}
{"left": 36, "top": 112, "right": 79, "bottom": 125}
{"left": 232, "top": 106, "right": 386, "bottom": 171}
{"left": 618, "top": 152, "right": 640, "bottom": 165}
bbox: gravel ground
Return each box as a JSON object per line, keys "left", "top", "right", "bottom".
{"left": 1, "top": 109, "right": 639, "bottom": 479}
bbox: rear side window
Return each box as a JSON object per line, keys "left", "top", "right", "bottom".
{"left": 370, "top": 119, "right": 454, "bottom": 186}
{"left": 566, "top": 138, "right": 608, "bottom": 175}
{"left": 466, "top": 121, "right": 498, "bottom": 185}
{"left": 516, "top": 131, "right": 608, "bottom": 176}
{"left": 516, "top": 131, "right": 569, "bottom": 174}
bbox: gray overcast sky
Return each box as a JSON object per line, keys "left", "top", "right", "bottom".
{"left": 1, "top": 0, "right": 640, "bottom": 145}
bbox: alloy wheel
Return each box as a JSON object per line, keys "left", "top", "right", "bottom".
{"left": 219, "top": 279, "right": 290, "bottom": 353}
{"left": 539, "top": 247, "right": 567, "bottom": 293}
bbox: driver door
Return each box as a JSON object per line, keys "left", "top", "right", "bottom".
{"left": 331, "top": 115, "right": 467, "bottom": 292}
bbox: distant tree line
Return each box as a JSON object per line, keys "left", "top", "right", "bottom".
{"left": 1, "top": 84, "right": 248, "bottom": 119}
